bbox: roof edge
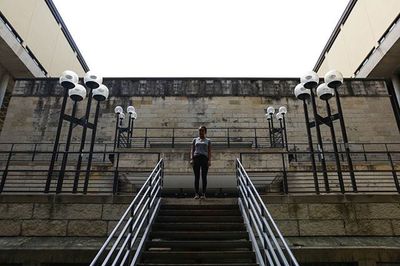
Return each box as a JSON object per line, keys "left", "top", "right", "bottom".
{"left": 313, "top": 0, "right": 358, "bottom": 72}
{"left": 44, "top": 0, "right": 90, "bottom": 72}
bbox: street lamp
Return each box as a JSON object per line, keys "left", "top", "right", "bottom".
{"left": 45, "top": 70, "right": 109, "bottom": 194}
{"left": 82, "top": 84, "right": 109, "bottom": 193}
{"left": 264, "top": 106, "right": 288, "bottom": 148}
{"left": 265, "top": 106, "right": 275, "bottom": 147}
{"left": 127, "top": 106, "right": 137, "bottom": 143}
{"left": 57, "top": 83, "right": 87, "bottom": 193}
{"left": 114, "top": 105, "right": 137, "bottom": 149}
{"left": 317, "top": 82, "right": 345, "bottom": 193}
{"left": 324, "top": 70, "right": 356, "bottom": 192}
{"left": 296, "top": 70, "right": 357, "bottom": 193}
{"left": 45, "top": 70, "right": 78, "bottom": 192}
{"left": 278, "top": 106, "right": 288, "bottom": 151}
{"left": 300, "top": 71, "right": 330, "bottom": 192}
{"left": 73, "top": 71, "right": 104, "bottom": 193}
{"left": 294, "top": 83, "right": 319, "bottom": 193}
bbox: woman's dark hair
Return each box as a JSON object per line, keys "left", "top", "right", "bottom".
{"left": 198, "top": 125, "right": 207, "bottom": 134}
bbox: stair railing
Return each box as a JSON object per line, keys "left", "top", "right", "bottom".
{"left": 90, "top": 158, "right": 164, "bottom": 266}
{"left": 236, "top": 158, "right": 299, "bottom": 266}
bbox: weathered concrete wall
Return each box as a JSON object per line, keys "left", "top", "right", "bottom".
{"left": 263, "top": 194, "right": 400, "bottom": 237}
{"left": 0, "top": 194, "right": 399, "bottom": 238}
{"left": 0, "top": 195, "right": 399, "bottom": 265}
{"left": 0, "top": 78, "right": 398, "bottom": 145}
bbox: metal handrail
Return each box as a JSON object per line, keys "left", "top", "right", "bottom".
{"left": 240, "top": 150, "right": 400, "bottom": 194}
{"left": 90, "top": 158, "right": 164, "bottom": 266}
{"left": 236, "top": 158, "right": 299, "bottom": 266}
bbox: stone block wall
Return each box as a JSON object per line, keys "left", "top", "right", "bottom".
{"left": 0, "top": 195, "right": 129, "bottom": 237}
{"left": 0, "top": 194, "right": 399, "bottom": 238}
{"left": 264, "top": 194, "right": 400, "bottom": 237}
{"left": 0, "top": 78, "right": 398, "bottom": 146}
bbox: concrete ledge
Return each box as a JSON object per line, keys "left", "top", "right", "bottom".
{"left": 262, "top": 194, "right": 400, "bottom": 204}
{"left": 0, "top": 236, "right": 105, "bottom": 264}
{"left": 0, "top": 193, "right": 399, "bottom": 204}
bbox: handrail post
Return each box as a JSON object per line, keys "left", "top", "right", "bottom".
{"left": 127, "top": 203, "right": 135, "bottom": 263}
{"left": 362, "top": 144, "right": 367, "bottom": 161}
{"left": 147, "top": 172, "right": 152, "bottom": 224}
{"left": 227, "top": 128, "right": 230, "bottom": 148}
{"left": 144, "top": 128, "right": 148, "bottom": 148}
{"left": 113, "top": 152, "right": 120, "bottom": 195}
{"left": 172, "top": 128, "right": 175, "bottom": 148}
{"left": 387, "top": 151, "right": 400, "bottom": 193}
{"left": 0, "top": 144, "right": 14, "bottom": 193}
{"left": 32, "top": 143, "right": 37, "bottom": 162}
{"left": 281, "top": 152, "right": 288, "bottom": 194}
{"left": 254, "top": 128, "right": 258, "bottom": 148}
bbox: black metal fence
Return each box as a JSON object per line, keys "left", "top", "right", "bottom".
{"left": 240, "top": 149, "right": 400, "bottom": 194}
{"left": 120, "top": 127, "right": 271, "bottom": 148}
{"left": 0, "top": 142, "right": 160, "bottom": 194}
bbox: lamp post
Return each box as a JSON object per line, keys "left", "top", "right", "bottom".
{"left": 82, "top": 84, "right": 109, "bottom": 193}
{"left": 127, "top": 106, "right": 137, "bottom": 147}
{"left": 56, "top": 84, "right": 87, "bottom": 193}
{"left": 45, "top": 70, "right": 109, "bottom": 194}
{"left": 294, "top": 83, "right": 319, "bottom": 193}
{"left": 317, "top": 83, "right": 345, "bottom": 193}
{"left": 265, "top": 106, "right": 288, "bottom": 148}
{"left": 265, "top": 106, "right": 275, "bottom": 147}
{"left": 45, "top": 70, "right": 78, "bottom": 193}
{"left": 301, "top": 71, "right": 330, "bottom": 192}
{"left": 73, "top": 71, "right": 104, "bottom": 193}
{"left": 297, "top": 70, "right": 357, "bottom": 193}
{"left": 325, "top": 70, "right": 357, "bottom": 192}
{"left": 279, "top": 106, "right": 289, "bottom": 151}
{"left": 114, "top": 106, "right": 137, "bottom": 149}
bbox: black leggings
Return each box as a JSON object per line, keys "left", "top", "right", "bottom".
{"left": 192, "top": 155, "right": 209, "bottom": 195}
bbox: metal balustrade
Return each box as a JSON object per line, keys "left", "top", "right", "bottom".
{"left": 236, "top": 158, "right": 299, "bottom": 266}
{"left": 0, "top": 149, "right": 160, "bottom": 194}
{"left": 90, "top": 159, "right": 164, "bottom": 266}
{"left": 240, "top": 150, "right": 400, "bottom": 194}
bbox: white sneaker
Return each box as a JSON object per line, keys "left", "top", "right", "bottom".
{"left": 201, "top": 194, "right": 206, "bottom": 199}
{"left": 194, "top": 194, "right": 200, "bottom": 199}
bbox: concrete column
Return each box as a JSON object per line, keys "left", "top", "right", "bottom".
{"left": 0, "top": 72, "right": 10, "bottom": 108}
{"left": 392, "top": 73, "right": 400, "bottom": 108}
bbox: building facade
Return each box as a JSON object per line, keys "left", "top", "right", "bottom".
{"left": 314, "top": 0, "right": 400, "bottom": 125}
{"left": 0, "top": 0, "right": 88, "bottom": 128}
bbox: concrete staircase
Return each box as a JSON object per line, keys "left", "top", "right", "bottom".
{"left": 137, "top": 198, "right": 257, "bottom": 266}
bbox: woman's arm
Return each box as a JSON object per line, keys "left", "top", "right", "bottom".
{"left": 190, "top": 139, "right": 195, "bottom": 164}
{"left": 208, "top": 141, "right": 211, "bottom": 167}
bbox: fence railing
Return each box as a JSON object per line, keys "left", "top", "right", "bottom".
{"left": 240, "top": 150, "right": 400, "bottom": 194}
{"left": 236, "top": 159, "right": 299, "bottom": 266}
{"left": 0, "top": 148, "right": 160, "bottom": 194}
{"left": 90, "top": 159, "right": 164, "bottom": 266}
{"left": 118, "top": 127, "right": 270, "bottom": 148}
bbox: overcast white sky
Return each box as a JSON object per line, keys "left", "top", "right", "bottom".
{"left": 53, "top": 0, "right": 349, "bottom": 77}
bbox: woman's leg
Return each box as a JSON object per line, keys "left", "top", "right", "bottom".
{"left": 193, "top": 157, "right": 201, "bottom": 196}
{"left": 200, "top": 156, "right": 209, "bottom": 195}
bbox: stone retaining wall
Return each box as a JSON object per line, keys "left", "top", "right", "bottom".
{"left": 263, "top": 194, "right": 400, "bottom": 237}
{"left": 0, "top": 194, "right": 399, "bottom": 238}
{"left": 0, "top": 78, "right": 398, "bottom": 145}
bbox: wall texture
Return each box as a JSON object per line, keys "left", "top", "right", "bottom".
{"left": 0, "top": 78, "right": 398, "bottom": 145}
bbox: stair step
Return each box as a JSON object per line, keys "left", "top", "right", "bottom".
{"left": 158, "top": 209, "right": 241, "bottom": 216}
{"left": 146, "top": 240, "right": 252, "bottom": 251}
{"left": 150, "top": 231, "right": 249, "bottom": 240}
{"left": 140, "top": 251, "right": 256, "bottom": 263}
{"left": 152, "top": 223, "right": 245, "bottom": 231}
{"left": 156, "top": 215, "right": 243, "bottom": 223}
{"left": 138, "top": 263, "right": 258, "bottom": 266}
{"left": 161, "top": 204, "right": 239, "bottom": 210}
